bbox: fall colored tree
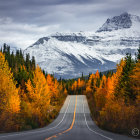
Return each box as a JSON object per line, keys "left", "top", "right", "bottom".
{"left": 51, "top": 79, "right": 59, "bottom": 104}
{"left": 0, "top": 52, "right": 20, "bottom": 132}
{"left": 86, "top": 74, "right": 94, "bottom": 94}
{"left": 106, "top": 76, "right": 115, "bottom": 100}
{"left": 25, "top": 65, "right": 50, "bottom": 127}
{"left": 71, "top": 81, "right": 78, "bottom": 94}
{"left": 94, "top": 75, "right": 107, "bottom": 111}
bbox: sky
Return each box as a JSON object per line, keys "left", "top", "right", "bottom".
{"left": 0, "top": 0, "right": 140, "bottom": 49}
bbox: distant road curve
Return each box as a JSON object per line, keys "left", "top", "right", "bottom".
{"left": 0, "top": 95, "right": 138, "bottom": 140}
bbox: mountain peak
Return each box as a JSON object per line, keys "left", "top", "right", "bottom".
{"left": 96, "top": 12, "right": 139, "bottom": 32}
{"left": 120, "top": 12, "right": 129, "bottom": 16}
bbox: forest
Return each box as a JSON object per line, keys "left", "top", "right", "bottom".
{"left": 0, "top": 44, "right": 67, "bottom": 132}
{"left": 66, "top": 47, "right": 140, "bottom": 135}
{"left": 0, "top": 44, "right": 140, "bottom": 136}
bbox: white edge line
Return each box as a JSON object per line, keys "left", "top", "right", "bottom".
{"left": 0, "top": 96, "right": 71, "bottom": 138}
{"left": 83, "top": 96, "right": 113, "bottom": 140}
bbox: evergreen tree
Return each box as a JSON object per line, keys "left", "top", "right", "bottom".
{"left": 119, "top": 54, "right": 135, "bottom": 102}
{"left": 25, "top": 53, "right": 30, "bottom": 71}
{"left": 31, "top": 56, "right": 36, "bottom": 71}
{"left": 137, "top": 46, "right": 140, "bottom": 60}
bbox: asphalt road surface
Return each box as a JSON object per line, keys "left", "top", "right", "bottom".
{"left": 0, "top": 95, "right": 138, "bottom": 140}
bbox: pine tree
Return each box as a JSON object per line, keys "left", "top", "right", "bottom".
{"left": 31, "top": 56, "right": 36, "bottom": 71}
{"left": 137, "top": 46, "right": 140, "bottom": 60}
{"left": 25, "top": 53, "right": 30, "bottom": 71}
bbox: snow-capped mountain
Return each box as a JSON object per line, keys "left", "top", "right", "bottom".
{"left": 24, "top": 12, "right": 140, "bottom": 79}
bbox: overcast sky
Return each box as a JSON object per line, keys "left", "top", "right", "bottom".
{"left": 0, "top": 0, "right": 140, "bottom": 49}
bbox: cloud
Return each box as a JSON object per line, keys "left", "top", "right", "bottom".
{"left": 0, "top": 17, "right": 60, "bottom": 49}
{"left": 0, "top": 0, "right": 140, "bottom": 49}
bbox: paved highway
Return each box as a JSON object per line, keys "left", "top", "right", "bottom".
{"left": 0, "top": 95, "right": 138, "bottom": 140}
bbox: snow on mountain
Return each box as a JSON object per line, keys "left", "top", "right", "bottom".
{"left": 96, "top": 12, "right": 140, "bottom": 32}
{"left": 24, "top": 12, "right": 140, "bottom": 79}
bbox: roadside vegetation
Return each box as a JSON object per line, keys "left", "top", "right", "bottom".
{"left": 0, "top": 44, "right": 67, "bottom": 132}
{"left": 65, "top": 47, "right": 140, "bottom": 136}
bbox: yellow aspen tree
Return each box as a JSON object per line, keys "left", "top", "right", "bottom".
{"left": 95, "top": 87, "right": 107, "bottom": 111}
{"left": 64, "top": 88, "right": 68, "bottom": 95}
{"left": 52, "top": 79, "right": 59, "bottom": 100}
{"left": 26, "top": 65, "right": 50, "bottom": 126}
{"left": 106, "top": 76, "right": 115, "bottom": 100}
{"left": 100, "top": 75, "right": 107, "bottom": 89}
{"left": 72, "top": 81, "right": 77, "bottom": 91}
{"left": 58, "top": 81, "right": 64, "bottom": 96}
{"left": 0, "top": 52, "right": 20, "bottom": 131}
{"left": 77, "top": 78, "right": 81, "bottom": 88}
{"left": 71, "top": 81, "right": 77, "bottom": 94}
{"left": 46, "top": 74, "right": 54, "bottom": 88}
{"left": 94, "top": 75, "right": 107, "bottom": 111}
{"left": 95, "top": 70, "right": 100, "bottom": 79}
{"left": 86, "top": 74, "right": 95, "bottom": 94}
{"left": 77, "top": 78, "right": 85, "bottom": 89}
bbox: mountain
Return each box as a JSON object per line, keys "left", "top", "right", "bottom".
{"left": 24, "top": 12, "right": 140, "bottom": 79}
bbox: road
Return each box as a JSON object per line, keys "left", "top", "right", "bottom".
{"left": 0, "top": 95, "right": 138, "bottom": 140}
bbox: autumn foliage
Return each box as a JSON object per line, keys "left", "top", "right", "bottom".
{"left": 84, "top": 51, "right": 140, "bottom": 135}
{"left": 0, "top": 52, "right": 20, "bottom": 131}
{"left": 65, "top": 48, "right": 140, "bottom": 135}
{"left": 0, "top": 44, "right": 140, "bottom": 136}
{"left": 0, "top": 45, "right": 67, "bottom": 132}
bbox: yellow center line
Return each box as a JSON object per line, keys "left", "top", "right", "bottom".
{"left": 45, "top": 96, "right": 77, "bottom": 140}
